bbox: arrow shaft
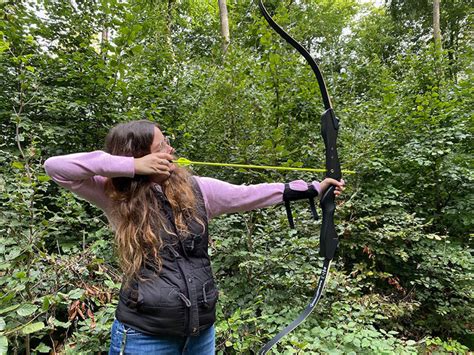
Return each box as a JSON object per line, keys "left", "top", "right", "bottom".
{"left": 174, "top": 159, "right": 355, "bottom": 174}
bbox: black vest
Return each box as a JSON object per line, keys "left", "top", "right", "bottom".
{"left": 115, "top": 180, "right": 217, "bottom": 337}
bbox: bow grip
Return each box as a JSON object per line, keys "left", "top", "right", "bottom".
{"left": 319, "top": 185, "right": 339, "bottom": 259}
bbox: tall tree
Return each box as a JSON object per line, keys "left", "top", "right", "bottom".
{"left": 218, "top": 0, "right": 230, "bottom": 53}
{"left": 387, "top": 0, "right": 470, "bottom": 79}
{"left": 166, "top": 0, "right": 176, "bottom": 63}
{"left": 433, "top": 0, "right": 442, "bottom": 49}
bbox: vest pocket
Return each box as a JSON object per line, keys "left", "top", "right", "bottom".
{"left": 137, "top": 282, "right": 186, "bottom": 313}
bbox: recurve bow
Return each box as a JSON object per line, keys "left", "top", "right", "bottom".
{"left": 258, "top": 1, "right": 342, "bottom": 353}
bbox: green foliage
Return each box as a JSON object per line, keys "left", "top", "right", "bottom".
{"left": 422, "top": 336, "right": 470, "bottom": 354}
{"left": 0, "top": 0, "right": 472, "bottom": 353}
{"left": 210, "top": 208, "right": 422, "bottom": 354}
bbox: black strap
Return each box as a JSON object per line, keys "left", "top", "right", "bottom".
{"left": 283, "top": 183, "right": 319, "bottom": 228}
{"left": 284, "top": 200, "right": 295, "bottom": 229}
{"left": 258, "top": 258, "right": 332, "bottom": 354}
{"left": 309, "top": 197, "right": 318, "bottom": 220}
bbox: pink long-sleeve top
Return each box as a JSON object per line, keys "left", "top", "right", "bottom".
{"left": 44, "top": 151, "right": 320, "bottom": 225}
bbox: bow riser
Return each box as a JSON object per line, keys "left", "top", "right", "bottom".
{"left": 321, "top": 108, "right": 342, "bottom": 180}
{"left": 320, "top": 109, "right": 341, "bottom": 260}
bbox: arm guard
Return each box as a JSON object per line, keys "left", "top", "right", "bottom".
{"left": 282, "top": 183, "right": 319, "bottom": 228}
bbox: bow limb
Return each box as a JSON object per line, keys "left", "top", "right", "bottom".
{"left": 258, "top": 0, "right": 332, "bottom": 110}
{"left": 257, "top": 0, "right": 341, "bottom": 180}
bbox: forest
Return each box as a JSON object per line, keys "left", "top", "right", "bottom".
{"left": 0, "top": 0, "right": 472, "bottom": 354}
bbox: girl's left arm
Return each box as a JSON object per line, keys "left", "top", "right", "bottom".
{"left": 194, "top": 176, "right": 320, "bottom": 220}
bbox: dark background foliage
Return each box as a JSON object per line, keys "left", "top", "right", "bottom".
{"left": 0, "top": 0, "right": 472, "bottom": 353}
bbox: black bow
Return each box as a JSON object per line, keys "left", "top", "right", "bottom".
{"left": 258, "top": 1, "right": 342, "bottom": 353}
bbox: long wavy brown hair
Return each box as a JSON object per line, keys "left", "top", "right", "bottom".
{"left": 104, "top": 120, "right": 203, "bottom": 284}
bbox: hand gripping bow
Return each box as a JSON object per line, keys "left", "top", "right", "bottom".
{"left": 258, "top": 1, "right": 342, "bottom": 353}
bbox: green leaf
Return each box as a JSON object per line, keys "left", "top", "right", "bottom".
{"left": 68, "top": 288, "right": 85, "bottom": 300}
{"left": 0, "top": 304, "right": 20, "bottom": 315}
{"left": 5, "top": 247, "right": 21, "bottom": 261}
{"left": 0, "top": 335, "right": 8, "bottom": 354}
{"left": 37, "top": 175, "right": 51, "bottom": 182}
{"left": 0, "top": 317, "right": 5, "bottom": 331}
{"left": 22, "top": 321, "right": 45, "bottom": 334}
{"left": 42, "top": 297, "right": 50, "bottom": 311}
{"left": 11, "top": 161, "right": 24, "bottom": 169}
{"left": 17, "top": 304, "right": 38, "bottom": 317}
{"left": 33, "top": 343, "right": 51, "bottom": 353}
{"left": 14, "top": 271, "right": 26, "bottom": 279}
{"left": 343, "top": 333, "right": 355, "bottom": 343}
{"left": 353, "top": 338, "right": 361, "bottom": 347}
{"left": 0, "top": 39, "right": 10, "bottom": 54}
{"left": 52, "top": 318, "right": 71, "bottom": 328}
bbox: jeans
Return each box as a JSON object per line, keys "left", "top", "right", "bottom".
{"left": 108, "top": 319, "right": 215, "bottom": 355}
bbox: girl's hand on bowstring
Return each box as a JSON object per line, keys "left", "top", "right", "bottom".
{"left": 320, "top": 178, "right": 345, "bottom": 198}
{"left": 134, "top": 153, "right": 176, "bottom": 177}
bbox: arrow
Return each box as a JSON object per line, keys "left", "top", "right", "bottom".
{"left": 173, "top": 157, "right": 355, "bottom": 174}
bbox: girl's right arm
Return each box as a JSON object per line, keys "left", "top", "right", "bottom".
{"left": 44, "top": 151, "right": 135, "bottom": 212}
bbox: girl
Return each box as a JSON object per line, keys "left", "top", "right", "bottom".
{"left": 44, "top": 120, "right": 344, "bottom": 354}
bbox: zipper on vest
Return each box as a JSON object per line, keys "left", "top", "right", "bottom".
{"left": 202, "top": 283, "right": 209, "bottom": 308}
{"left": 174, "top": 258, "right": 191, "bottom": 335}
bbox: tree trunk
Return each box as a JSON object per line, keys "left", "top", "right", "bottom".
{"left": 218, "top": 0, "right": 230, "bottom": 53}
{"left": 433, "top": 0, "right": 442, "bottom": 50}
{"left": 101, "top": 28, "right": 109, "bottom": 44}
{"left": 101, "top": 27, "right": 108, "bottom": 60}
{"left": 166, "top": 0, "right": 176, "bottom": 63}
{"left": 433, "top": 0, "right": 443, "bottom": 79}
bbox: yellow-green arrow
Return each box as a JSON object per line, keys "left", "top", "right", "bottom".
{"left": 173, "top": 157, "right": 355, "bottom": 174}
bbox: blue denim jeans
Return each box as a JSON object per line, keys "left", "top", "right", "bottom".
{"left": 108, "top": 319, "right": 215, "bottom": 355}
